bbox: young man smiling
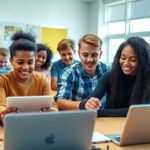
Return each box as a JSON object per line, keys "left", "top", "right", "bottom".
{"left": 51, "top": 39, "right": 79, "bottom": 90}
{"left": 56, "top": 34, "right": 109, "bottom": 110}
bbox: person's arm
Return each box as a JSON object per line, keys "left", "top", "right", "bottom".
{"left": 73, "top": 72, "right": 110, "bottom": 111}
{"left": 0, "top": 107, "right": 20, "bottom": 125}
{"left": 98, "top": 107, "right": 129, "bottom": 117}
{"left": 58, "top": 99, "right": 80, "bottom": 110}
{"left": 58, "top": 97, "right": 100, "bottom": 110}
{"left": 41, "top": 76, "right": 51, "bottom": 95}
{"left": 56, "top": 69, "right": 100, "bottom": 110}
{"left": 56, "top": 70, "right": 81, "bottom": 110}
{"left": 51, "top": 77, "right": 58, "bottom": 90}
{"left": 56, "top": 69, "right": 75, "bottom": 110}
{"left": 90, "top": 72, "right": 129, "bottom": 117}
{"left": 90, "top": 72, "right": 110, "bottom": 99}
{"left": 0, "top": 79, "right": 7, "bottom": 114}
{"left": 50, "top": 63, "right": 59, "bottom": 90}
{"left": 0, "top": 106, "right": 6, "bottom": 124}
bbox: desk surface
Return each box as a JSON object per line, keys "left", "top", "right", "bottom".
{"left": 0, "top": 117, "right": 150, "bottom": 150}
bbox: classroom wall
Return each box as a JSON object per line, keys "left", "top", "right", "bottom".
{"left": 88, "top": 0, "right": 99, "bottom": 34}
{"left": 0, "top": 0, "right": 100, "bottom": 44}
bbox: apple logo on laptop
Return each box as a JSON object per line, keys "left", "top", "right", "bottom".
{"left": 45, "top": 134, "right": 55, "bottom": 144}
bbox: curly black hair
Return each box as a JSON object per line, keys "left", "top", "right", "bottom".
{"left": 9, "top": 31, "right": 37, "bottom": 58}
{"left": 110, "top": 36, "right": 150, "bottom": 105}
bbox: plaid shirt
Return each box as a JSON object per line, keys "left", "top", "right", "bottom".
{"left": 56, "top": 62, "right": 109, "bottom": 101}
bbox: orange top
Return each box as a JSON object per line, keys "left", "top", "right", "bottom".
{"left": 0, "top": 71, "right": 51, "bottom": 106}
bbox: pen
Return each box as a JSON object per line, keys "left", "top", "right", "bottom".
{"left": 92, "top": 140, "right": 110, "bottom": 144}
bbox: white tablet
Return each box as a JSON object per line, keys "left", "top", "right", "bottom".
{"left": 6, "top": 96, "right": 54, "bottom": 112}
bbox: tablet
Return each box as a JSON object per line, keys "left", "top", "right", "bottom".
{"left": 6, "top": 96, "right": 54, "bottom": 112}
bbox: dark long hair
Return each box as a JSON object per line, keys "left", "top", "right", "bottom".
{"left": 110, "top": 36, "right": 150, "bottom": 105}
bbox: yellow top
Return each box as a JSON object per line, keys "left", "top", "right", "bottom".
{"left": 0, "top": 71, "right": 51, "bottom": 106}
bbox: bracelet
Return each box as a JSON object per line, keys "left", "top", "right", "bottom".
{"left": 79, "top": 100, "right": 88, "bottom": 110}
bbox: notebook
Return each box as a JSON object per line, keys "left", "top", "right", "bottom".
{"left": 92, "top": 132, "right": 110, "bottom": 144}
{"left": 106, "top": 104, "right": 150, "bottom": 146}
{"left": 6, "top": 96, "right": 53, "bottom": 112}
{"left": 4, "top": 110, "right": 96, "bottom": 150}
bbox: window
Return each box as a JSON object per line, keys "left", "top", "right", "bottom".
{"left": 142, "top": 36, "right": 150, "bottom": 44}
{"left": 107, "top": 21, "right": 125, "bottom": 35}
{"left": 130, "top": 18, "right": 150, "bottom": 33}
{"left": 108, "top": 38, "right": 124, "bottom": 64}
{"left": 102, "top": 0, "right": 150, "bottom": 65}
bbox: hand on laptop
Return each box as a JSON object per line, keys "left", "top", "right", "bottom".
{"left": 85, "top": 97, "right": 100, "bottom": 110}
{"left": 0, "top": 107, "right": 20, "bottom": 123}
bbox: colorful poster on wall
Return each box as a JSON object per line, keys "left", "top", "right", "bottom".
{"left": 26, "top": 24, "right": 41, "bottom": 42}
{"left": 41, "top": 27, "right": 67, "bottom": 54}
{"left": 4, "top": 25, "right": 23, "bottom": 48}
{"left": 4, "top": 25, "right": 22, "bottom": 41}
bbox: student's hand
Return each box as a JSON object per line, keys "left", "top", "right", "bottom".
{"left": 40, "top": 107, "right": 58, "bottom": 112}
{"left": 85, "top": 97, "right": 100, "bottom": 110}
{"left": 0, "top": 107, "right": 20, "bottom": 123}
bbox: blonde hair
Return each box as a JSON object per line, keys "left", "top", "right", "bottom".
{"left": 78, "top": 34, "right": 103, "bottom": 50}
{"left": 0, "top": 48, "right": 9, "bottom": 56}
{"left": 57, "top": 39, "right": 75, "bottom": 52}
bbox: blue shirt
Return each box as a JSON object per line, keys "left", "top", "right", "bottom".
{"left": 56, "top": 62, "right": 109, "bottom": 101}
{"left": 0, "top": 69, "right": 10, "bottom": 74}
{"left": 51, "top": 59, "right": 79, "bottom": 78}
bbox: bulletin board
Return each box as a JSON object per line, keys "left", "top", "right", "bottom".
{"left": 41, "top": 27, "right": 67, "bottom": 54}
{"left": 0, "top": 22, "right": 41, "bottom": 48}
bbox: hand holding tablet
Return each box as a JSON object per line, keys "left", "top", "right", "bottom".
{"left": 6, "top": 96, "right": 54, "bottom": 112}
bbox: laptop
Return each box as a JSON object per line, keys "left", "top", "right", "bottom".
{"left": 107, "top": 104, "right": 150, "bottom": 146}
{"left": 6, "top": 96, "right": 53, "bottom": 112}
{"left": 4, "top": 110, "right": 96, "bottom": 150}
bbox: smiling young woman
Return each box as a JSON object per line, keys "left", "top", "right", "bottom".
{"left": 0, "top": 31, "right": 56, "bottom": 125}
{"left": 85, "top": 36, "right": 150, "bottom": 117}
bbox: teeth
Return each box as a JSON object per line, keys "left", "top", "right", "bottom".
{"left": 36, "top": 62, "right": 42, "bottom": 65}
{"left": 20, "top": 72, "right": 29, "bottom": 74}
{"left": 123, "top": 67, "right": 131, "bottom": 72}
{"left": 87, "top": 64, "right": 93, "bottom": 67}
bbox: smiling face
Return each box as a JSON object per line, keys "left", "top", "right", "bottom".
{"left": 0, "top": 55, "right": 8, "bottom": 69}
{"left": 35, "top": 50, "right": 47, "bottom": 69}
{"left": 59, "top": 48, "right": 75, "bottom": 66}
{"left": 10, "top": 50, "right": 35, "bottom": 82}
{"left": 119, "top": 45, "right": 138, "bottom": 76}
{"left": 78, "top": 41, "right": 102, "bottom": 76}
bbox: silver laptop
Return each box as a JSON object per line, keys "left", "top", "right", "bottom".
{"left": 6, "top": 96, "right": 53, "bottom": 112}
{"left": 4, "top": 110, "right": 96, "bottom": 150}
{"left": 107, "top": 104, "right": 150, "bottom": 146}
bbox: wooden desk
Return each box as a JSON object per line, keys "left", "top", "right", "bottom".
{"left": 94, "top": 117, "right": 150, "bottom": 150}
{"left": 0, "top": 117, "right": 150, "bottom": 150}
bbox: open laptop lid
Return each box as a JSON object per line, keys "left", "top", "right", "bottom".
{"left": 6, "top": 96, "right": 53, "bottom": 112}
{"left": 108, "top": 104, "right": 150, "bottom": 146}
{"left": 120, "top": 104, "right": 150, "bottom": 146}
{"left": 4, "top": 110, "right": 96, "bottom": 150}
